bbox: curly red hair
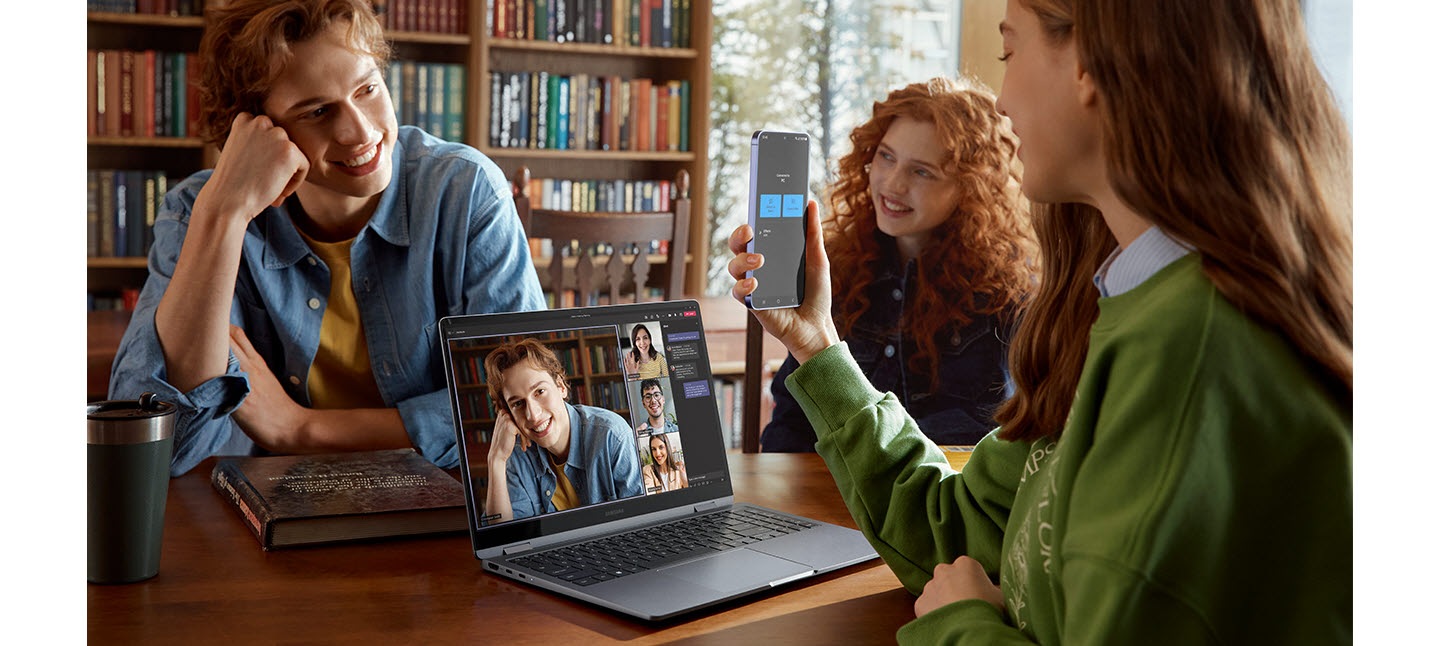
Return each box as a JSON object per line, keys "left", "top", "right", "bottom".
{"left": 825, "top": 77, "right": 1037, "bottom": 388}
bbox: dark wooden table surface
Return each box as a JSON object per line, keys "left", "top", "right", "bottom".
{"left": 87, "top": 452, "right": 914, "bottom": 644}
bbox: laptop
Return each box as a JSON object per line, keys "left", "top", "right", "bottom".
{"left": 438, "top": 299, "right": 878, "bottom": 620}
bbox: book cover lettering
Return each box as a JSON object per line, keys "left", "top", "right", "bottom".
{"left": 211, "top": 448, "right": 467, "bottom": 550}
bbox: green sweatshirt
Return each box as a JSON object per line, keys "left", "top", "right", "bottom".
{"left": 786, "top": 255, "right": 1351, "bottom": 644}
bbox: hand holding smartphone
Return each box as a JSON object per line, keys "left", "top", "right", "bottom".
{"left": 745, "top": 130, "right": 811, "bottom": 310}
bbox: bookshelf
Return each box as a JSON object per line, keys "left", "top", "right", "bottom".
{"left": 87, "top": 1, "right": 711, "bottom": 298}
{"left": 84, "top": 1, "right": 712, "bottom": 394}
{"left": 476, "top": 0, "right": 712, "bottom": 296}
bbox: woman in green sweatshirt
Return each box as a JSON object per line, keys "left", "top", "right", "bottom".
{"left": 726, "top": 0, "right": 1351, "bottom": 643}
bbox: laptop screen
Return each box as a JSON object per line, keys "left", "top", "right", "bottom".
{"left": 439, "top": 300, "right": 734, "bottom": 550}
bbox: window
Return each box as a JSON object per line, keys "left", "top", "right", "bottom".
{"left": 706, "top": 0, "right": 960, "bottom": 294}
{"left": 1304, "top": 0, "right": 1353, "bottom": 128}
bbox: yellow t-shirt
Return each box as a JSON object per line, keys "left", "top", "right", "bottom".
{"left": 548, "top": 450, "right": 580, "bottom": 511}
{"left": 298, "top": 231, "right": 385, "bottom": 410}
{"left": 633, "top": 352, "right": 669, "bottom": 379}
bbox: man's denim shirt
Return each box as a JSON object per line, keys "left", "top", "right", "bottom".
{"left": 762, "top": 248, "right": 1015, "bottom": 451}
{"left": 503, "top": 403, "right": 644, "bottom": 520}
{"left": 109, "top": 127, "right": 545, "bottom": 476}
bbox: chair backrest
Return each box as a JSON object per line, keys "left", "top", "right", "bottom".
{"left": 512, "top": 166, "right": 690, "bottom": 306}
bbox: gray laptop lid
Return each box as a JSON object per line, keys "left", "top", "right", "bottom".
{"left": 439, "top": 300, "right": 738, "bottom": 556}
{"left": 439, "top": 300, "right": 879, "bottom": 620}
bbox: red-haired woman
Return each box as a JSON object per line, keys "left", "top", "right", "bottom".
{"left": 761, "top": 76, "right": 1037, "bottom": 451}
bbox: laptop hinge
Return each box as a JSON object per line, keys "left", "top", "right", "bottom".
{"left": 692, "top": 500, "right": 723, "bottom": 513}
{"left": 501, "top": 542, "right": 533, "bottom": 555}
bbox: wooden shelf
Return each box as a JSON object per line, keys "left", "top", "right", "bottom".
{"left": 87, "top": 12, "right": 204, "bottom": 28}
{"left": 88, "top": 257, "right": 149, "bottom": 269}
{"left": 89, "top": 136, "right": 206, "bottom": 148}
{"left": 488, "top": 38, "right": 698, "bottom": 59}
{"left": 482, "top": 147, "right": 696, "bottom": 162}
{"left": 387, "top": 30, "right": 470, "bottom": 45}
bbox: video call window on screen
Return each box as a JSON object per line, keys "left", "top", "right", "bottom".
{"left": 446, "top": 319, "right": 699, "bottom": 529}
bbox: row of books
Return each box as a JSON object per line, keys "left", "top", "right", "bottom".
{"left": 456, "top": 343, "right": 590, "bottom": 392}
{"left": 455, "top": 389, "right": 498, "bottom": 423}
{"left": 587, "top": 380, "right": 629, "bottom": 412}
{"left": 86, "top": 50, "right": 199, "bottom": 139}
{"left": 89, "top": 289, "right": 142, "bottom": 313}
{"left": 87, "top": 0, "right": 205, "bottom": 15}
{"left": 490, "top": 0, "right": 693, "bottom": 49}
{"left": 386, "top": 60, "right": 468, "bottom": 143}
{"left": 586, "top": 339, "right": 621, "bottom": 374}
{"left": 377, "top": 0, "right": 468, "bottom": 33}
{"left": 87, "top": 169, "right": 170, "bottom": 259}
{"left": 525, "top": 177, "right": 673, "bottom": 213}
{"left": 489, "top": 72, "right": 690, "bottom": 152}
{"left": 712, "top": 377, "right": 746, "bottom": 450}
{"left": 89, "top": 0, "right": 463, "bottom": 36}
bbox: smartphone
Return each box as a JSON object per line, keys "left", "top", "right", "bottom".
{"left": 745, "top": 129, "right": 811, "bottom": 310}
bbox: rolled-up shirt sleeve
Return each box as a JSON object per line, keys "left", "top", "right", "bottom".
{"left": 108, "top": 189, "right": 252, "bottom": 477}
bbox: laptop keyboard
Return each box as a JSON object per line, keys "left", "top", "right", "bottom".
{"left": 508, "top": 507, "right": 816, "bottom": 587}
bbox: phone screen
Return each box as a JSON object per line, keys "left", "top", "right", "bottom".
{"left": 745, "top": 130, "right": 810, "bottom": 310}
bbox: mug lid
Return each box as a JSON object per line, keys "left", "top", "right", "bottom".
{"left": 87, "top": 392, "right": 175, "bottom": 421}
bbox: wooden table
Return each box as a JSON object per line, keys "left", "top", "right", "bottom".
{"left": 87, "top": 453, "right": 914, "bottom": 644}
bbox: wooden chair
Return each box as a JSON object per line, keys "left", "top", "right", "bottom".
{"left": 512, "top": 166, "right": 690, "bottom": 305}
{"left": 741, "top": 316, "right": 766, "bottom": 452}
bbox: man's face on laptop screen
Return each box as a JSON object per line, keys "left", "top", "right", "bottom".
{"left": 500, "top": 360, "right": 572, "bottom": 454}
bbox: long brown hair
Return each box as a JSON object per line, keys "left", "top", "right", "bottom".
{"left": 197, "top": 0, "right": 391, "bottom": 148}
{"left": 996, "top": 0, "right": 1353, "bottom": 442}
{"left": 827, "top": 77, "right": 1037, "bottom": 388}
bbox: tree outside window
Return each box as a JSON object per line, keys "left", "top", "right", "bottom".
{"left": 706, "top": 0, "right": 960, "bottom": 295}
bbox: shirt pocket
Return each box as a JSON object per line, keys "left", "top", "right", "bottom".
{"left": 932, "top": 318, "right": 1009, "bottom": 405}
{"left": 846, "top": 326, "right": 889, "bottom": 373}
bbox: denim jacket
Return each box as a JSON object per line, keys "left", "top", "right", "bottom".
{"left": 761, "top": 252, "right": 1015, "bottom": 451}
{"left": 109, "top": 126, "right": 546, "bottom": 476}
{"left": 503, "top": 403, "right": 645, "bottom": 520}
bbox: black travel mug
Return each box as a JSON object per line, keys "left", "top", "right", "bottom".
{"left": 88, "top": 392, "right": 175, "bottom": 584}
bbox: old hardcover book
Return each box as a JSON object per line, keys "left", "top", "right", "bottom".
{"left": 210, "top": 448, "right": 468, "bottom": 550}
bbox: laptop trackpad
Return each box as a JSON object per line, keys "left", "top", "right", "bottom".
{"left": 657, "top": 549, "right": 813, "bottom": 594}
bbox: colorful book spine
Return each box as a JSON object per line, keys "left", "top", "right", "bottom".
{"left": 87, "top": 169, "right": 171, "bottom": 259}
{"left": 445, "top": 64, "right": 465, "bottom": 142}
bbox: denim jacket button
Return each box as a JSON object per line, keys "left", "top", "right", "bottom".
{"left": 307, "top": 256, "right": 317, "bottom": 266}
{"left": 288, "top": 375, "right": 300, "bottom": 385}
{"left": 891, "top": 288, "right": 903, "bottom": 301}
{"left": 307, "top": 297, "right": 321, "bottom": 310}
{"left": 884, "top": 344, "right": 896, "bottom": 358}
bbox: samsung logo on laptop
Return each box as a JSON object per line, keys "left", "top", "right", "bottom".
{"left": 604, "top": 508, "right": 626, "bottom": 517}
